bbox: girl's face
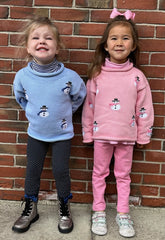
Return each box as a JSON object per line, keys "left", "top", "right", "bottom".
{"left": 27, "top": 25, "right": 59, "bottom": 65}
{"left": 105, "top": 24, "right": 135, "bottom": 64}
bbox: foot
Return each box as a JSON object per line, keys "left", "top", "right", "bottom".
{"left": 91, "top": 211, "right": 107, "bottom": 235}
{"left": 116, "top": 213, "right": 135, "bottom": 238}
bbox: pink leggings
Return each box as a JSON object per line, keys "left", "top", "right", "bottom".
{"left": 92, "top": 141, "right": 134, "bottom": 213}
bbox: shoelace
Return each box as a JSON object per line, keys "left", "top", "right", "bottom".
{"left": 21, "top": 199, "right": 33, "bottom": 217}
{"left": 59, "top": 202, "right": 70, "bottom": 217}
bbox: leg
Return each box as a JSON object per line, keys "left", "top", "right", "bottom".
{"left": 51, "top": 139, "right": 71, "bottom": 199}
{"left": 51, "top": 139, "right": 73, "bottom": 234}
{"left": 113, "top": 144, "right": 134, "bottom": 213}
{"left": 12, "top": 136, "right": 49, "bottom": 233}
{"left": 25, "top": 136, "right": 49, "bottom": 197}
{"left": 92, "top": 141, "right": 114, "bottom": 211}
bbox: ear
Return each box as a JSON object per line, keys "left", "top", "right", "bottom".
{"left": 104, "top": 44, "right": 108, "bottom": 52}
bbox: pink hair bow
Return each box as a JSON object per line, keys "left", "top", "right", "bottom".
{"left": 110, "top": 8, "right": 135, "bottom": 21}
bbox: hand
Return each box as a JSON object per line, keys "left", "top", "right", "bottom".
{"left": 136, "top": 143, "right": 144, "bottom": 149}
{"left": 84, "top": 142, "right": 94, "bottom": 146}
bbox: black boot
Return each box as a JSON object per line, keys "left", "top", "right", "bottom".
{"left": 58, "top": 195, "right": 73, "bottom": 233}
{"left": 12, "top": 197, "right": 39, "bottom": 233}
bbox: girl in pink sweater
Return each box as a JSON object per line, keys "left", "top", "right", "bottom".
{"left": 82, "top": 8, "right": 154, "bottom": 238}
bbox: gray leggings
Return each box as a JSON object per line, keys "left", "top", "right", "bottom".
{"left": 25, "top": 136, "right": 71, "bottom": 199}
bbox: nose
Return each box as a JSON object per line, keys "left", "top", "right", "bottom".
{"left": 116, "top": 38, "right": 123, "bottom": 46}
{"left": 39, "top": 37, "right": 46, "bottom": 44}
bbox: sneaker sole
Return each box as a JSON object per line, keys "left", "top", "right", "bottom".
{"left": 12, "top": 214, "right": 39, "bottom": 233}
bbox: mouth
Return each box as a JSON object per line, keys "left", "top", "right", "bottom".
{"left": 36, "top": 47, "right": 48, "bottom": 51}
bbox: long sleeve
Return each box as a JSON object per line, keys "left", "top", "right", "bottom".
{"left": 82, "top": 79, "right": 96, "bottom": 143}
{"left": 71, "top": 80, "right": 86, "bottom": 113}
{"left": 136, "top": 77, "right": 154, "bottom": 144}
{"left": 13, "top": 74, "right": 28, "bottom": 110}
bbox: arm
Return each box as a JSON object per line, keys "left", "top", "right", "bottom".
{"left": 13, "top": 74, "right": 27, "bottom": 110}
{"left": 82, "top": 79, "right": 96, "bottom": 143}
{"left": 136, "top": 76, "right": 154, "bottom": 145}
{"left": 71, "top": 79, "right": 86, "bottom": 113}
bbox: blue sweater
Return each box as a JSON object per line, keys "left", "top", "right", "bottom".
{"left": 13, "top": 62, "right": 86, "bottom": 142}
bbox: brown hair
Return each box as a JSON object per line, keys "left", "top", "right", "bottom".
{"left": 88, "top": 15, "right": 140, "bottom": 79}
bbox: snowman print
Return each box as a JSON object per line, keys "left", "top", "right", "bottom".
{"left": 147, "top": 126, "right": 153, "bottom": 137}
{"left": 130, "top": 115, "right": 136, "bottom": 127}
{"left": 37, "top": 105, "right": 49, "bottom": 117}
{"left": 62, "top": 81, "right": 72, "bottom": 94}
{"left": 93, "top": 121, "right": 98, "bottom": 132}
{"left": 139, "top": 107, "right": 147, "bottom": 118}
{"left": 61, "top": 119, "right": 67, "bottom": 129}
{"left": 134, "top": 76, "right": 140, "bottom": 87}
{"left": 110, "top": 98, "right": 121, "bottom": 110}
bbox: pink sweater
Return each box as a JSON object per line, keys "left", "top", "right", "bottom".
{"left": 82, "top": 59, "right": 154, "bottom": 144}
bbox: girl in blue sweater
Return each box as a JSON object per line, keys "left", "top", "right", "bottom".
{"left": 12, "top": 16, "right": 86, "bottom": 234}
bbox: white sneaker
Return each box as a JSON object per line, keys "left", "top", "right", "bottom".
{"left": 91, "top": 211, "right": 107, "bottom": 235}
{"left": 116, "top": 214, "right": 135, "bottom": 238}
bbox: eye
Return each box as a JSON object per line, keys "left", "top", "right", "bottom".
{"left": 46, "top": 37, "right": 53, "bottom": 40}
{"left": 32, "top": 37, "right": 39, "bottom": 40}
{"left": 123, "top": 36, "right": 130, "bottom": 40}
{"left": 111, "top": 37, "right": 117, "bottom": 40}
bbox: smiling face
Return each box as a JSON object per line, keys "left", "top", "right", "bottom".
{"left": 27, "top": 25, "right": 59, "bottom": 65}
{"left": 105, "top": 24, "right": 135, "bottom": 64}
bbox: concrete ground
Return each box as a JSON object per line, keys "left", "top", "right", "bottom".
{"left": 0, "top": 200, "right": 165, "bottom": 240}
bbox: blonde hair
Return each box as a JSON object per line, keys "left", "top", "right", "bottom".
{"left": 18, "top": 16, "right": 63, "bottom": 61}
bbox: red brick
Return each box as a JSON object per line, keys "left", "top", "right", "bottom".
{"left": 153, "top": 104, "right": 165, "bottom": 116}
{"left": 117, "top": 0, "right": 157, "bottom": 9}
{"left": 74, "top": 23, "right": 106, "bottom": 36}
{"left": 0, "top": 0, "right": 33, "bottom": 6}
{"left": 62, "top": 36, "right": 88, "bottom": 49}
{"left": 51, "top": 9, "right": 89, "bottom": 22}
{"left": 0, "top": 132, "right": 16, "bottom": 143}
{"left": 154, "top": 116, "right": 164, "bottom": 127}
{"left": 152, "top": 92, "right": 164, "bottom": 103}
{"left": 0, "top": 189, "right": 24, "bottom": 200}
{"left": 0, "top": 7, "right": 9, "bottom": 18}
{"left": 153, "top": 129, "right": 165, "bottom": 139}
{"left": 132, "top": 162, "right": 160, "bottom": 174}
{"left": 143, "top": 175, "right": 165, "bottom": 185}
{"left": 70, "top": 169, "right": 92, "bottom": 181}
{"left": 0, "top": 73, "right": 15, "bottom": 84}
{"left": 0, "top": 34, "right": 8, "bottom": 46}
{"left": 156, "top": 26, "right": 165, "bottom": 38}
{"left": 76, "top": 0, "right": 113, "bottom": 8}
{"left": 0, "top": 109, "right": 17, "bottom": 120}
{"left": 64, "top": 63, "right": 88, "bottom": 76}
{"left": 141, "top": 66, "right": 165, "bottom": 78}
{"left": 0, "top": 19, "right": 24, "bottom": 32}
{"left": 10, "top": 7, "right": 49, "bottom": 19}
{"left": 0, "top": 167, "right": 26, "bottom": 178}
{"left": 160, "top": 187, "right": 165, "bottom": 197}
{"left": 35, "top": 0, "right": 72, "bottom": 7}
{"left": 151, "top": 53, "right": 165, "bottom": 65}
{"left": 146, "top": 151, "right": 165, "bottom": 162}
{"left": 142, "top": 197, "right": 165, "bottom": 207}
{"left": 136, "top": 11, "right": 165, "bottom": 24}
{"left": 0, "top": 178, "right": 13, "bottom": 188}
{"left": 150, "top": 79, "right": 165, "bottom": 90}
{"left": 0, "top": 155, "right": 14, "bottom": 166}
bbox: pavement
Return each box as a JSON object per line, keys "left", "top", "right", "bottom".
{"left": 0, "top": 200, "right": 165, "bottom": 240}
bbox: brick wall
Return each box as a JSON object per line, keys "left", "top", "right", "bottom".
{"left": 0, "top": 0, "right": 165, "bottom": 207}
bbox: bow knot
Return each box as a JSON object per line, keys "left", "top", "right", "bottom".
{"left": 110, "top": 8, "right": 135, "bottom": 21}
